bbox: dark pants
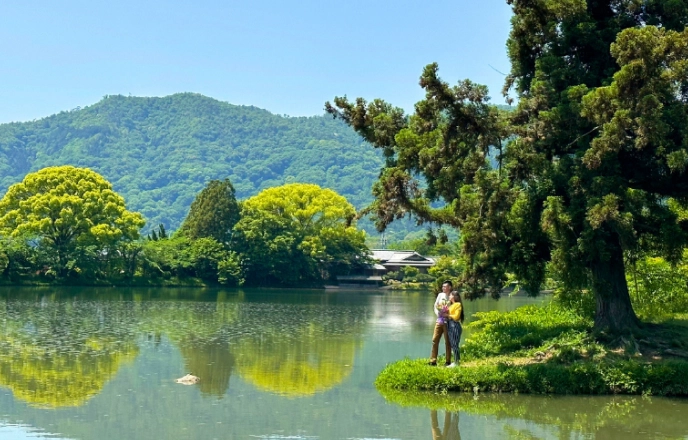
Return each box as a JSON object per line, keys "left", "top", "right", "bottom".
{"left": 447, "top": 319, "right": 462, "bottom": 363}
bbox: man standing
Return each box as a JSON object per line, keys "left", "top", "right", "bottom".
{"left": 429, "top": 280, "right": 453, "bottom": 366}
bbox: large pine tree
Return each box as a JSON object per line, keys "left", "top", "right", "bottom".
{"left": 327, "top": 0, "right": 688, "bottom": 334}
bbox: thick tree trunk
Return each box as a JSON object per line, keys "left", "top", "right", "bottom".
{"left": 590, "top": 237, "right": 640, "bottom": 334}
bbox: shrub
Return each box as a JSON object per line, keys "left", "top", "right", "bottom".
{"left": 462, "top": 304, "right": 591, "bottom": 360}
{"left": 626, "top": 255, "right": 688, "bottom": 319}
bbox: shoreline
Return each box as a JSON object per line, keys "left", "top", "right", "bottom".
{"left": 375, "top": 304, "right": 688, "bottom": 396}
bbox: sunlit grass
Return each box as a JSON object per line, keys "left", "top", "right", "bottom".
{"left": 376, "top": 304, "right": 688, "bottom": 396}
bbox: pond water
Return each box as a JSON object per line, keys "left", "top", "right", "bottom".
{"left": 0, "top": 286, "right": 685, "bottom": 439}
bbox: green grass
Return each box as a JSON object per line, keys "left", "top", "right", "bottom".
{"left": 461, "top": 305, "right": 593, "bottom": 360}
{"left": 376, "top": 356, "right": 688, "bottom": 395}
{"left": 376, "top": 304, "right": 688, "bottom": 396}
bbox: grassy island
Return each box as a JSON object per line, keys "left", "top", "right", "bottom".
{"left": 376, "top": 305, "right": 688, "bottom": 396}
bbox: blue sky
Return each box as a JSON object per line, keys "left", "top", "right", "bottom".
{"left": 0, "top": 0, "right": 513, "bottom": 123}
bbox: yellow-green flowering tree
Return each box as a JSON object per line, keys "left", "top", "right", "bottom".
{"left": 233, "top": 183, "right": 367, "bottom": 285}
{"left": 0, "top": 166, "right": 145, "bottom": 276}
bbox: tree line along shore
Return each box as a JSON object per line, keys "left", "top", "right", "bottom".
{"left": 0, "top": 166, "right": 367, "bottom": 288}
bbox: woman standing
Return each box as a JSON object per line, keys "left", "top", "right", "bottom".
{"left": 446, "top": 291, "right": 464, "bottom": 368}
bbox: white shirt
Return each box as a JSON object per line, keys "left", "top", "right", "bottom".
{"left": 433, "top": 292, "right": 449, "bottom": 317}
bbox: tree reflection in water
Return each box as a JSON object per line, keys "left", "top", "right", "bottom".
{"left": 136, "top": 299, "right": 240, "bottom": 397}
{"left": 234, "top": 329, "right": 360, "bottom": 397}
{"left": 0, "top": 288, "right": 368, "bottom": 407}
{"left": 380, "top": 389, "right": 688, "bottom": 439}
{"left": 0, "top": 299, "right": 138, "bottom": 408}
{"left": 178, "top": 340, "right": 235, "bottom": 397}
{"left": 0, "top": 341, "right": 138, "bottom": 408}
{"left": 232, "top": 301, "right": 366, "bottom": 397}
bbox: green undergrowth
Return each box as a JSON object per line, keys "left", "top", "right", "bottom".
{"left": 385, "top": 282, "right": 433, "bottom": 291}
{"left": 460, "top": 305, "right": 593, "bottom": 361}
{"left": 376, "top": 304, "right": 688, "bottom": 396}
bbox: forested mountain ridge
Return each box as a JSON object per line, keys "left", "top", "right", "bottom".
{"left": 0, "top": 93, "right": 384, "bottom": 231}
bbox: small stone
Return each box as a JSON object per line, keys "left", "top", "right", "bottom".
{"left": 175, "top": 374, "right": 200, "bottom": 385}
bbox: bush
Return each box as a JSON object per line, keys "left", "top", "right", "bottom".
{"left": 402, "top": 266, "right": 420, "bottom": 283}
{"left": 626, "top": 255, "right": 688, "bottom": 319}
{"left": 461, "top": 304, "right": 591, "bottom": 360}
{"left": 383, "top": 270, "right": 403, "bottom": 282}
{"left": 553, "top": 287, "right": 596, "bottom": 319}
{"left": 218, "top": 252, "right": 244, "bottom": 286}
{"left": 141, "top": 236, "right": 229, "bottom": 282}
{"left": 416, "top": 273, "right": 435, "bottom": 285}
{"left": 428, "top": 256, "right": 464, "bottom": 292}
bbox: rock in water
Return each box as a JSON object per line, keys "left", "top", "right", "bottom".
{"left": 175, "top": 374, "right": 200, "bottom": 385}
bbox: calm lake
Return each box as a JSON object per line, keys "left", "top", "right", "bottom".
{"left": 0, "top": 286, "right": 686, "bottom": 439}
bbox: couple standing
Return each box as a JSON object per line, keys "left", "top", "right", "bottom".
{"left": 429, "top": 280, "right": 464, "bottom": 367}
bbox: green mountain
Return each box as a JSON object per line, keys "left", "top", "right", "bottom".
{"left": 0, "top": 93, "right": 385, "bottom": 232}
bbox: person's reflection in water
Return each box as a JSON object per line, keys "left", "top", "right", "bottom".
{"left": 431, "top": 409, "right": 461, "bottom": 440}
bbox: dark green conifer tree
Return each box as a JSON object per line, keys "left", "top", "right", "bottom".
{"left": 179, "top": 179, "right": 240, "bottom": 245}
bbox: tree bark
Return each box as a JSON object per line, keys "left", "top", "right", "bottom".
{"left": 590, "top": 236, "right": 640, "bottom": 334}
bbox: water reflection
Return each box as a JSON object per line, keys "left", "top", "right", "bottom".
{"left": 0, "top": 298, "right": 138, "bottom": 408}
{"left": 0, "top": 343, "right": 137, "bottom": 409}
{"left": 380, "top": 389, "right": 688, "bottom": 439}
{"left": 0, "top": 424, "right": 70, "bottom": 439}
{"left": 233, "top": 302, "right": 365, "bottom": 397}
{"left": 0, "top": 289, "right": 244, "bottom": 407}
{"left": 178, "top": 340, "right": 235, "bottom": 397}
{"left": 0, "top": 287, "right": 684, "bottom": 440}
{"left": 135, "top": 300, "right": 239, "bottom": 397}
{"left": 430, "top": 410, "right": 461, "bottom": 440}
{"left": 0, "top": 288, "right": 368, "bottom": 406}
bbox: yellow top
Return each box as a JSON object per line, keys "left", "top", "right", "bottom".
{"left": 448, "top": 303, "right": 463, "bottom": 322}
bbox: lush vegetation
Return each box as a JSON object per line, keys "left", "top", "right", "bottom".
{"left": 0, "top": 93, "right": 388, "bottom": 235}
{"left": 327, "top": 2, "right": 688, "bottom": 335}
{"left": 0, "top": 168, "right": 367, "bottom": 287}
{"left": 627, "top": 253, "right": 688, "bottom": 320}
{"left": 376, "top": 304, "right": 688, "bottom": 396}
{"left": 386, "top": 227, "right": 457, "bottom": 256}
{"left": 0, "top": 166, "right": 145, "bottom": 278}
{"left": 234, "top": 183, "right": 367, "bottom": 286}
{"left": 178, "top": 178, "right": 240, "bottom": 243}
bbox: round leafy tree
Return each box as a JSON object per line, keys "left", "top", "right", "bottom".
{"left": 233, "top": 183, "right": 367, "bottom": 285}
{"left": 0, "top": 166, "right": 145, "bottom": 273}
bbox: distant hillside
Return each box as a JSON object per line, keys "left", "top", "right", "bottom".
{"left": 0, "top": 93, "right": 385, "bottom": 232}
